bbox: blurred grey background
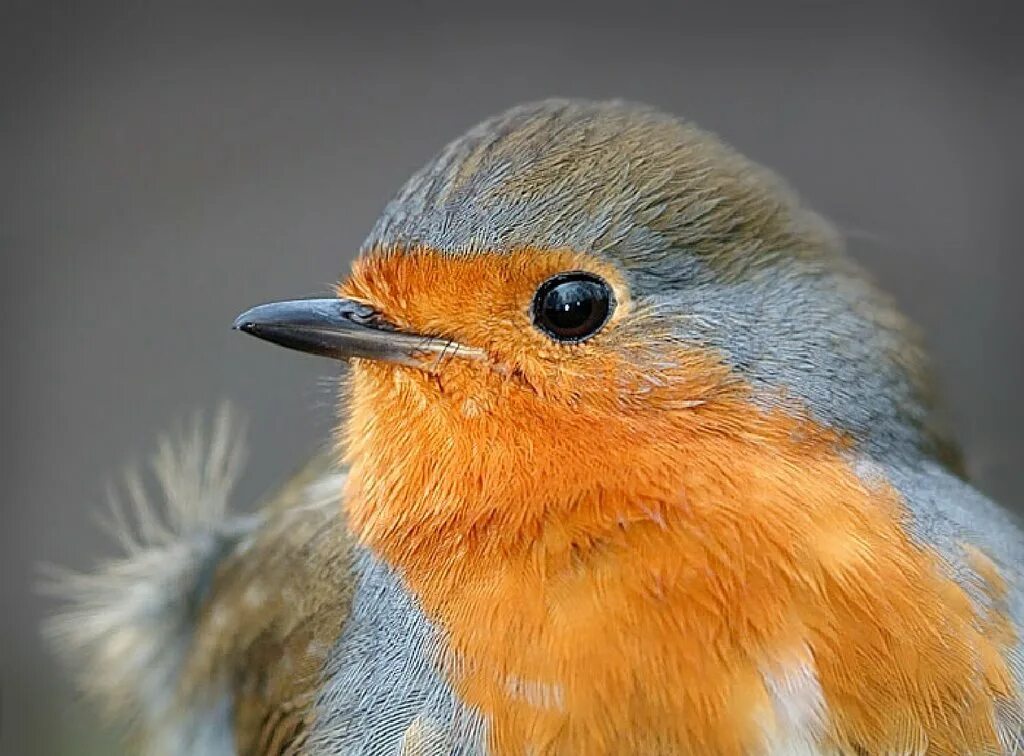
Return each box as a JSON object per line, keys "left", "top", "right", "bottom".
{"left": 2, "top": 1, "right": 1022, "bottom": 753}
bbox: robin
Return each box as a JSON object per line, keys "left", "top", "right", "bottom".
{"left": 51, "top": 99, "right": 1023, "bottom": 754}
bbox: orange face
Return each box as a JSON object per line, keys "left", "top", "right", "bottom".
{"left": 337, "top": 247, "right": 753, "bottom": 538}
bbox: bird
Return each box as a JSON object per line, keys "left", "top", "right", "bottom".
{"left": 49, "top": 99, "right": 1023, "bottom": 755}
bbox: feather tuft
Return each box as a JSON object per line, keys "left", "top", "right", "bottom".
{"left": 42, "top": 404, "right": 251, "bottom": 755}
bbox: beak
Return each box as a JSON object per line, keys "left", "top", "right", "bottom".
{"left": 232, "top": 297, "right": 482, "bottom": 368}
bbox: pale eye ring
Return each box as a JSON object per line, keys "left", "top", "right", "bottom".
{"left": 531, "top": 271, "right": 615, "bottom": 343}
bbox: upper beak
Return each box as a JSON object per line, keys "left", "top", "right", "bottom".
{"left": 232, "top": 297, "right": 482, "bottom": 368}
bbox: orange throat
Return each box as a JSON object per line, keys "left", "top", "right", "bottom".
{"left": 337, "top": 249, "right": 1016, "bottom": 754}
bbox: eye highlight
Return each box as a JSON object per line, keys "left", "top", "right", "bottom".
{"left": 531, "top": 271, "right": 615, "bottom": 343}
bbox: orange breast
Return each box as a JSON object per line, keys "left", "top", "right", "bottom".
{"left": 345, "top": 386, "right": 1016, "bottom": 753}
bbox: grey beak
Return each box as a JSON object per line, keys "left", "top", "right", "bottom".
{"left": 233, "top": 297, "right": 482, "bottom": 367}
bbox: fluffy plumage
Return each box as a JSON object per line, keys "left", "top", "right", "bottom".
{"left": 46, "top": 410, "right": 356, "bottom": 754}
{"left": 50, "top": 100, "right": 1023, "bottom": 754}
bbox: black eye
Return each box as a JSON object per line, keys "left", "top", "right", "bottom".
{"left": 532, "top": 271, "right": 615, "bottom": 343}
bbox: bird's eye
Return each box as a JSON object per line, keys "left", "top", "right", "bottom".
{"left": 531, "top": 271, "right": 615, "bottom": 343}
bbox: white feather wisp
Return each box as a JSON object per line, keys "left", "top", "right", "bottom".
{"left": 43, "top": 405, "right": 254, "bottom": 755}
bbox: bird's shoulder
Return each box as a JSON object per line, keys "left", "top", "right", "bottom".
{"left": 877, "top": 459, "right": 1024, "bottom": 604}
{"left": 876, "top": 458, "right": 1024, "bottom": 747}
{"left": 189, "top": 457, "right": 483, "bottom": 755}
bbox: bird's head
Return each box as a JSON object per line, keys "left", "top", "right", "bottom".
{"left": 235, "top": 100, "right": 956, "bottom": 553}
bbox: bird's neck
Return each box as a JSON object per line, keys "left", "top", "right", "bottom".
{"left": 342, "top": 381, "right": 857, "bottom": 576}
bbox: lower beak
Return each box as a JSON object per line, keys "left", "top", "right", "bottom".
{"left": 232, "top": 298, "right": 481, "bottom": 368}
